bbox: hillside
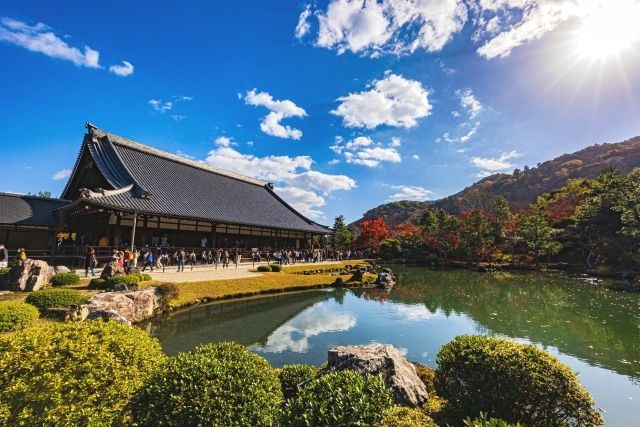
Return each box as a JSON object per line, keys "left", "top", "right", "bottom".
{"left": 355, "top": 136, "right": 640, "bottom": 226}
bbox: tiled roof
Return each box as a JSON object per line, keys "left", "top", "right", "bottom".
{"left": 65, "top": 126, "right": 330, "bottom": 234}
{"left": 0, "top": 193, "right": 69, "bottom": 227}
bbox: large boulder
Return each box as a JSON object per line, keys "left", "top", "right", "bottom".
{"left": 54, "top": 265, "right": 71, "bottom": 274}
{"left": 88, "top": 287, "right": 160, "bottom": 323}
{"left": 0, "top": 259, "right": 55, "bottom": 292}
{"left": 100, "top": 264, "right": 125, "bottom": 280}
{"left": 327, "top": 344, "right": 428, "bottom": 407}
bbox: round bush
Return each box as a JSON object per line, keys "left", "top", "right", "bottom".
{"left": 435, "top": 335, "right": 603, "bottom": 426}
{"left": 270, "top": 264, "right": 283, "bottom": 272}
{"left": 464, "top": 412, "right": 523, "bottom": 427}
{"left": 106, "top": 274, "right": 141, "bottom": 288}
{"left": 131, "top": 341, "right": 283, "bottom": 426}
{"left": 50, "top": 271, "right": 80, "bottom": 286}
{"left": 25, "top": 288, "right": 89, "bottom": 310}
{"left": 257, "top": 265, "right": 272, "bottom": 272}
{"left": 0, "top": 302, "right": 39, "bottom": 332}
{"left": 140, "top": 273, "right": 152, "bottom": 281}
{"left": 279, "top": 364, "right": 317, "bottom": 399}
{"left": 283, "top": 370, "right": 394, "bottom": 426}
{"left": 88, "top": 277, "right": 107, "bottom": 289}
{"left": 414, "top": 363, "right": 436, "bottom": 396}
{"left": 155, "top": 283, "right": 179, "bottom": 307}
{"left": 377, "top": 406, "right": 438, "bottom": 427}
{"left": 0, "top": 321, "right": 165, "bottom": 426}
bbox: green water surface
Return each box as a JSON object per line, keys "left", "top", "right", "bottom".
{"left": 146, "top": 267, "right": 640, "bottom": 426}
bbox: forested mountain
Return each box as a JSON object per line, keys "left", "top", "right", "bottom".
{"left": 355, "top": 136, "right": 640, "bottom": 227}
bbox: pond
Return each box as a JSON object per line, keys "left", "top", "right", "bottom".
{"left": 145, "top": 267, "right": 640, "bottom": 426}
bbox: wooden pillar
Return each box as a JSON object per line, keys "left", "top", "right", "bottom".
{"left": 130, "top": 211, "right": 138, "bottom": 251}
{"left": 211, "top": 223, "right": 217, "bottom": 248}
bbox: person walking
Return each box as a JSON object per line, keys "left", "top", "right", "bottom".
{"left": 234, "top": 248, "right": 241, "bottom": 268}
{"left": 222, "top": 250, "right": 230, "bottom": 268}
{"left": 177, "top": 248, "right": 186, "bottom": 272}
{"left": 84, "top": 248, "right": 98, "bottom": 277}
{"left": 189, "top": 250, "right": 197, "bottom": 271}
{"left": 142, "top": 250, "right": 154, "bottom": 272}
{"left": 215, "top": 248, "right": 222, "bottom": 269}
{"left": 0, "top": 244, "right": 8, "bottom": 269}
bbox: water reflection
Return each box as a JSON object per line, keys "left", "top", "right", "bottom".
{"left": 147, "top": 268, "right": 640, "bottom": 426}
{"left": 250, "top": 302, "right": 356, "bottom": 353}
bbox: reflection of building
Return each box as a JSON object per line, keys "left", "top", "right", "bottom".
{"left": 146, "top": 291, "right": 331, "bottom": 356}
{"left": 0, "top": 124, "right": 330, "bottom": 260}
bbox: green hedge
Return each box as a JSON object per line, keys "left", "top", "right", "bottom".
{"left": 140, "top": 273, "right": 152, "bottom": 281}
{"left": 131, "top": 342, "right": 283, "bottom": 426}
{"left": 25, "top": 288, "right": 89, "bottom": 311}
{"left": 279, "top": 364, "right": 317, "bottom": 399}
{"left": 50, "top": 271, "right": 80, "bottom": 286}
{"left": 435, "top": 335, "right": 603, "bottom": 426}
{"left": 377, "top": 406, "right": 438, "bottom": 427}
{"left": 257, "top": 265, "right": 272, "bottom": 272}
{"left": 0, "top": 302, "right": 39, "bottom": 333}
{"left": 283, "top": 370, "right": 394, "bottom": 426}
{"left": 0, "top": 321, "right": 165, "bottom": 426}
{"left": 464, "top": 412, "right": 523, "bottom": 427}
{"left": 270, "top": 264, "right": 283, "bottom": 272}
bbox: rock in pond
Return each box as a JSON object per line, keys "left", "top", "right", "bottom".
{"left": 327, "top": 344, "right": 428, "bottom": 407}
{"left": 0, "top": 259, "right": 54, "bottom": 292}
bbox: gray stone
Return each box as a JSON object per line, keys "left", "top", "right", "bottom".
{"left": 100, "top": 264, "right": 125, "bottom": 280}
{"left": 0, "top": 259, "right": 55, "bottom": 292}
{"left": 43, "top": 305, "right": 90, "bottom": 322}
{"left": 54, "top": 265, "right": 71, "bottom": 274}
{"left": 88, "top": 287, "right": 160, "bottom": 323}
{"left": 112, "top": 282, "right": 138, "bottom": 292}
{"left": 327, "top": 344, "right": 428, "bottom": 407}
{"left": 86, "top": 309, "right": 132, "bottom": 326}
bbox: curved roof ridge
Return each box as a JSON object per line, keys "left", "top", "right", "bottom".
{"left": 89, "top": 127, "right": 267, "bottom": 187}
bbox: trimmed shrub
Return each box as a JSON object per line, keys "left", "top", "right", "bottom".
{"left": 270, "top": 264, "right": 283, "bottom": 272}
{"left": 435, "top": 335, "right": 603, "bottom": 426}
{"left": 377, "top": 406, "right": 438, "bottom": 427}
{"left": 257, "top": 265, "right": 272, "bottom": 272}
{"left": 464, "top": 412, "right": 523, "bottom": 427}
{"left": 131, "top": 342, "right": 283, "bottom": 426}
{"left": 140, "top": 273, "right": 152, "bottom": 281}
{"left": 283, "top": 370, "right": 394, "bottom": 426}
{"left": 0, "top": 321, "right": 165, "bottom": 426}
{"left": 279, "top": 364, "right": 317, "bottom": 399}
{"left": 50, "top": 271, "right": 80, "bottom": 286}
{"left": 0, "top": 302, "right": 39, "bottom": 332}
{"left": 25, "top": 288, "right": 89, "bottom": 311}
{"left": 106, "top": 274, "right": 141, "bottom": 288}
{"left": 155, "top": 283, "right": 179, "bottom": 307}
{"left": 88, "top": 278, "right": 108, "bottom": 290}
{"left": 414, "top": 363, "right": 436, "bottom": 396}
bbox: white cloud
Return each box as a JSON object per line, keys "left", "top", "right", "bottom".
{"left": 333, "top": 136, "right": 402, "bottom": 167}
{"left": 308, "top": 0, "right": 468, "bottom": 57}
{"left": 0, "top": 17, "right": 100, "bottom": 68}
{"left": 451, "top": 110, "right": 461, "bottom": 118}
{"left": 388, "top": 185, "right": 433, "bottom": 201}
{"left": 52, "top": 168, "right": 71, "bottom": 180}
{"left": 328, "top": 159, "right": 341, "bottom": 165}
{"left": 148, "top": 99, "right": 172, "bottom": 113}
{"left": 174, "top": 95, "right": 193, "bottom": 102}
{"left": 244, "top": 89, "right": 307, "bottom": 140}
{"left": 332, "top": 73, "right": 431, "bottom": 129}
{"left": 109, "top": 60, "right": 134, "bottom": 76}
{"left": 171, "top": 114, "right": 186, "bottom": 121}
{"left": 471, "top": 150, "right": 522, "bottom": 176}
{"left": 389, "top": 137, "right": 401, "bottom": 147}
{"left": 175, "top": 150, "right": 195, "bottom": 160}
{"left": 204, "top": 140, "right": 356, "bottom": 218}
{"left": 458, "top": 89, "right": 482, "bottom": 119}
{"left": 412, "top": 154, "right": 420, "bottom": 160}
{"left": 459, "top": 122, "right": 480, "bottom": 142}
{"left": 475, "top": 0, "right": 579, "bottom": 59}
{"left": 295, "top": 4, "right": 312, "bottom": 39}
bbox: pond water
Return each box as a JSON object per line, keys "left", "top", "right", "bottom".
{"left": 145, "top": 267, "right": 640, "bottom": 426}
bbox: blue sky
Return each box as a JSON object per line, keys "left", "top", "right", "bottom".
{"left": 1, "top": 1, "right": 639, "bottom": 223}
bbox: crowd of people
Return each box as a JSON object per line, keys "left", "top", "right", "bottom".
{"left": 82, "top": 246, "right": 365, "bottom": 277}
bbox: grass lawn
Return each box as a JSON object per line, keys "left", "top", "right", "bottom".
{"left": 281, "top": 260, "right": 367, "bottom": 274}
{"left": 143, "top": 272, "right": 361, "bottom": 308}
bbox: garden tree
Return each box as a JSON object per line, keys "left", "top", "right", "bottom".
{"left": 389, "top": 223, "right": 424, "bottom": 260}
{"left": 420, "top": 208, "right": 462, "bottom": 263}
{"left": 517, "top": 202, "right": 562, "bottom": 268}
{"left": 460, "top": 210, "right": 495, "bottom": 263}
{"left": 354, "top": 217, "right": 389, "bottom": 251}
{"left": 331, "top": 215, "right": 353, "bottom": 251}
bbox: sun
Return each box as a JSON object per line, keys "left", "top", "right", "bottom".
{"left": 575, "top": 0, "right": 640, "bottom": 59}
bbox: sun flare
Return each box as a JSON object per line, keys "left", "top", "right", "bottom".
{"left": 576, "top": 0, "right": 640, "bottom": 59}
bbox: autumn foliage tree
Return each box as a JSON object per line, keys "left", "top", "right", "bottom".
{"left": 354, "top": 217, "right": 389, "bottom": 251}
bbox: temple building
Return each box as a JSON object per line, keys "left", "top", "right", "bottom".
{"left": 0, "top": 124, "right": 331, "bottom": 262}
